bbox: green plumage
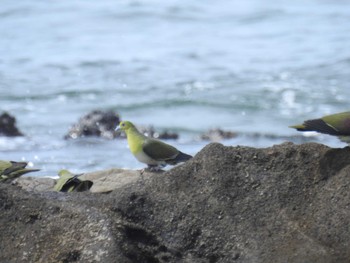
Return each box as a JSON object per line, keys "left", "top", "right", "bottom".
{"left": 54, "top": 170, "right": 93, "bottom": 192}
{"left": 118, "top": 121, "right": 192, "bottom": 169}
{"left": 143, "top": 138, "right": 179, "bottom": 161}
{"left": 290, "top": 111, "right": 350, "bottom": 144}
{"left": 0, "top": 161, "right": 40, "bottom": 183}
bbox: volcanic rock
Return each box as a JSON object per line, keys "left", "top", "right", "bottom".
{"left": 1, "top": 142, "right": 350, "bottom": 262}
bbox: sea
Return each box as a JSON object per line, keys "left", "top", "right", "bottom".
{"left": 1, "top": 0, "right": 350, "bottom": 176}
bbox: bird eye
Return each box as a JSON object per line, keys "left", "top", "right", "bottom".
{"left": 121, "top": 123, "right": 125, "bottom": 127}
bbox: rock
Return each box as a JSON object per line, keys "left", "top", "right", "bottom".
{"left": 137, "top": 126, "right": 179, "bottom": 140}
{"left": 80, "top": 168, "right": 144, "bottom": 193}
{"left": 156, "top": 131, "right": 179, "bottom": 140}
{"left": 2, "top": 142, "right": 350, "bottom": 262}
{"left": 0, "top": 112, "right": 23, "bottom": 136}
{"left": 65, "top": 110, "right": 120, "bottom": 139}
{"left": 64, "top": 111, "right": 179, "bottom": 140}
{"left": 13, "top": 168, "right": 151, "bottom": 193}
{"left": 200, "top": 129, "right": 314, "bottom": 143}
{"left": 200, "top": 128, "right": 237, "bottom": 141}
{"left": 13, "top": 176, "right": 56, "bottom": 192}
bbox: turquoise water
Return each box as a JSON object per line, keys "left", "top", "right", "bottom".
{"left": 1, "top": 0, "right": 350, "bottom": 176}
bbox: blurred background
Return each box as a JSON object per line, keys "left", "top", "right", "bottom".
{"left": 1, "top": 0, "right": 350, "bottom": 176}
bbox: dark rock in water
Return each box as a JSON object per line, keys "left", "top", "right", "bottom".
{"left": 200, "top": 128, "right": 237, "bottom": 141}
{"left": 65, "top": 110, "right": 120, "bottom": 139}
{"left": 0, "top": 112, "right": 23, "bottom": 136}
{"left": 2, "top": 142, "right": 350, "bottom": 262}
{"left": 65, "top": 110, "right": 179, "bottom": 140}
{"left": 156, "top": 130, "right": 178, "bottom": 140}
{"left": 138, "top": 125, "right": 179, "bottom": 140}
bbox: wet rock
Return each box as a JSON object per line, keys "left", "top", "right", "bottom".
{"left": 138, "top": 126, "right": 179, "bottom": 140}
{"left": 64, "top": 111, "right": 178, "bottom": 140}
{"left": 154, "top": 131, "right": 179, "bottom": 140}
{"left": 0, "top": 112, "right": 23, "bottom": 136}
{"left": 200, "top": 128, "right": 237, "bottom": 141}
{"left": 2, "top": 142, "right": 350, "bottom": 262}
{"left": 65, "top": 110, "right": 120, "bottom": 139}
{"left": 200, "top": 129, "right": 319, "bottom": 144}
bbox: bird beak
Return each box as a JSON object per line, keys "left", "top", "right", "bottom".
{"left": 115, "top": 125, "right": 120, "bottom": 131}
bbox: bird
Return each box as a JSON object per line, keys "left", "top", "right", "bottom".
{"left": 289, "top": 111, "right": 350, "bottom": 144}
{"left": 0, "top": 161, "right": 40, "bottom": 183}
{"left": 54, "top": 169, "right": 93, "bottom": 192}
{"left": 117, "top": 121, "right": 192, "bottom": 171}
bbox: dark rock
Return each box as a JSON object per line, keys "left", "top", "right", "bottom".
{"left": 156, "top": 131, "right": 178, "bottom": 140}
{"left": 248, "top": 132, "right": 321, "bottom": 144}
{"left": 0, "top": 112, "right": 23, "bottom": 136}
{"left": 64, "top": 111, "right": 178, "bottom": 140}
{"left": 138, "top": 126, "right": 179, "bottom": 140}
{"left": 65, "top": 110, "right": 120, "bottom": 139}
{"left": 2, "top": 142, "right": 350, "bottom": 262}
{"left": 200, "top": 128, "right": 237, "bottom": 141}
{"left": 200, "top": 129, "right": 316, "bottom": 143}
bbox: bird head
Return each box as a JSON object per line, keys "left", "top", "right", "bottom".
{"left": 117, "top": 121, "right": 135, "bottom": 132}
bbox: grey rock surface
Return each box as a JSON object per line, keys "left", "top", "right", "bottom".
{"left": 13, "top": 168, "right": 147, "bottom": 193}
{"left": 80, "top": 168, "right": 144, "bottom": 193}
{"left": 13, "top": 176, "right": 56, "bottom": 192}
{"left": 1, "top": 142, "right": 350, "bottom": 262}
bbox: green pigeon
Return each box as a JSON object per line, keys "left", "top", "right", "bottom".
{"left": 290, "top": 111, "right": 350, "bottom": 144}
{"left": 0, "top": 161, "right": 40, "bottom": 183}
{"left": 117, "top": 121, "right": 192, "bottom": 170}
{"left": 54, "top": 169, "right": 93, "bottom": 192}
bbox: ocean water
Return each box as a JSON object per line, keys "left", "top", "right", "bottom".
{"left": 1, "top": 0, "right": 350, "bottom": 176}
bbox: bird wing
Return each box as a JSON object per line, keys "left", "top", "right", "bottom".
{"left": 0, "top": 161, "right": 12, "bottom": 175}
{"left": 290, "top": 112, "right": 350, "bottom": 136}
{"left": 142, "top": 139, "right": 179, "bottom": 161}
{"left": 322, "top": 112, "right": 350, "bottom": 135}
{"left": 302, "top": 119, "right": 342, "bottom": 135}
{"left": 2, "top": 161, "right": 27, "bottom": 175}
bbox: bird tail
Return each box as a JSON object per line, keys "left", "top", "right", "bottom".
{"left": 167, "top": 151, "right": 192, "bottom": 165}
{"left": 290, "top": 119, "right": 341, "bottom": 135}
{"left": 8, "top": 168, "right": 40, "bottom": 179}
{"left": 289, "top": 124, "right": 307, "bottom": 131}
{"left": 0, "top": 168, "right": 40, "bottom": 183}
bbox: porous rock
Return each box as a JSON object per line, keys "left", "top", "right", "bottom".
{"left": 13, "top": 168, "right": 149, "bottom": 193}
{"left": 0, "top": 112, "right": 23, "bottom": 136}
{"left": 200, "top": 128, "right": 237, "bottom": 141}
{"left": 64, "top": 110, "right": 179, "bottom": 140}
{"left": 13, "top": 176, "right": 56, "bottom": 192}
{"left": 65, "top": 110, "right": 120, "bottom": 139}
{"left": 1, "top": 142, "right": 350, "bottom": 262}
{"left": 79, "top": 168, "right": 143, "bottom": 193}
{"left": 138, "top": 126, "right": 179, "bottom": 140}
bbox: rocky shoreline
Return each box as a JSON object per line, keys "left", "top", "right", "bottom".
{"left": 0, "top": 110, "right": 316, "bottom": 143}
{"left": 1, "top": 142, "right": 350, "bottom": 262}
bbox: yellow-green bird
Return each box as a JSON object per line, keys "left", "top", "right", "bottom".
{"left": 290, "top": 111, "right": 350, "bottom": 144}
{"left": 54, "top": 169, "right": 93, "bottom": 192}
{"left": 117, "top": 121, "right": 192, "bottom": 170}
{"left": 0, "top": 161, "right": 40, "bottom": 183}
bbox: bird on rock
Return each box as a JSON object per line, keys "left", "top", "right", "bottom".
{"left": 0, "top": 161, "right": 40, "bottom": 183}
{"left": 54, "top": 169, "right": 93, "bottom": 192}
{"left": 290, "top": 111, "right": 350, "bottom": 144}
{"left": 117, "top": 121, "right": 192, "bottom": 171}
